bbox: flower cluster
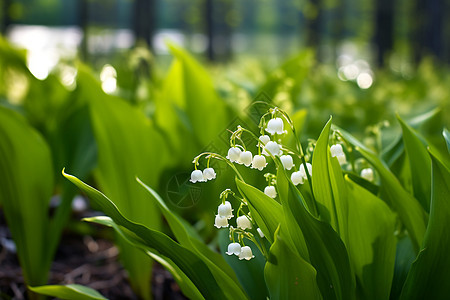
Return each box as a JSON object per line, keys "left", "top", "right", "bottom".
{"left": 189, "top": 107, "right": 355, "bottom": 261}
{"left": 190, "top": 167, "right": 216, "bottom": 183}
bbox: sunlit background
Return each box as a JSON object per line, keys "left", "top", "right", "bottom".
{"left": 2, "top": 0, "right": 450, "bottom": 85}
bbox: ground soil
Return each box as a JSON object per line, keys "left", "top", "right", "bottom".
{"left": 0, "top": 214, "right": 187, "bottom": 300}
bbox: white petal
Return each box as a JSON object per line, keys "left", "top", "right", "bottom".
{"left": 214, "top": 215, "right": 229, "bottom": 228}
{"left": 226, "top": 242, "right": 241, "bottom": 256}
{"left": 280, "top": 155, "right": 294, "bottom": 170}
{"left": 266, "top": 118, "right": 285, "bottom": 135}
{"left": 190, "top": 170, "right": 205, "bottom": 183}
{"left": 264, "top": 186, "right": 277, "bottom": 198}
{"left": 239, "top": 151, "right": 253, "bottom": 167}
{"left": 257, "top": 228, "right": 265, "bottom": 238}
{"left": 218, "top": 201, "right": 233, "bottom": 219}
{"left": 203, "top": 168, "right": 216, "bottom": 180}
{"left": 251, "top": 155, "right": 267, "bottom": 171}
{"left": 236, "top": 215, "right": 252, "bottom": 230}
{"left": 259, "top": 135, "right": 271, "bottom": 145}
{"left": 361, "top": 168, "right": 374, "bottom": 181}
{"left": 238, "top": 246, "right": 255, "bottom": 260}
{"left": 264, "top": 141, "right": 282, "bottom": 157}
{"left": 227, "top": 147, "right": 242, "bottom": 163}
{"left": 330, "top": 144, "right": 344, "bottom": 157}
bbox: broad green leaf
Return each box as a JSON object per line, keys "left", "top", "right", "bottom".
{"left": 278, "top": 170, "right": 355, "bottom": 300}
{"left": 63, "top": 171, "right": 228, "bottom": 300}
{"left": 85, "top": 216, "right": 203, "bottom": 300}
{"left": 400, "top": 152, "right": 450, "bottom": 299}
{"left": 264, "top": 226, "right": 321, "bottom": 300}
{"left": 137, "top": 178, "right": 248, "bottom": 299}
{"left": 154, "top": 45, "right": 228, "bottom": 163}
{"left": 398, "top": 115, "right": 431, "bottom": 212}
{"left": 334, "top": 125, "right": 427, "bottom": 252}
{"left": 218, "top": 230, "right": 268, "bottom": 300}
{"left": 76, "top": 66, "right": 168, "bottom": 299}
{"left": 390, "top": 236, "right": 416, "bottom": 300}
{"left": 29, "top": 284, "right": 107, "bottom": 300}
{"left": 345, "top": 176, "right": 397, "bottom": 300}
{"left": 235, "top": 178, "right": 283, "bottom": 244}
{"left": 312, "top": 117, "right": 349, "bottom": 244}
{"left": 0, "top": 107, "right": 53, "bottom": 286}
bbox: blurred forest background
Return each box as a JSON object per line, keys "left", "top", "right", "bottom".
{"left": 1, "top": 0, "right": 449, "bottom": 70}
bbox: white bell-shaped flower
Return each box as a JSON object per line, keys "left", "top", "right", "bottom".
{"left": 239, "top": 151, "right": 253, "bottom": 167}
{"left": 264, "top": 141, "right": 283, "bottom": 157}
{"left": 259, "top": 135, "right": 271, "bottom": 146}
{"left": 264, "top": 186, "right": 277, "bottom": 198}
{"left": 361, "top": 168, "right": 374, "bottom": 181}
{"left": 218, "top": 201, "right": 233, "bottom": 219}
{"left": 266, "top": 117, "right": 285, "bottom": 135}
{"left": 330, "top": 144, "right": 344, "bottom": 157}
{"left": 203, "top": 168, "right": 216, "bottom": 181}
{"left": 227, "top": 147, "right": 242, "bottom": 163}
{"left": 251, "top": 155, "right": 267, "bottom": 171}
{"left": 214, "top": 215, "right": 229, "bottom": 228}
{"left": 300, "top": 162, "right": 312, "bottom": 178}
{"left": 239, "top": 246, "right": 255, "bottom": 260}
{"left": 291, "top": 171, "right": 305, "bottom": 185}
{"left": 226, "top": 242, "right": 241, "bottom": 256}
{"left": 190, "top": 170, "right": 205, "bottom": 183}
{"left": 291, "top": 162, "right": 312, "bottom": 185}
{"left": 257, "top": 228, "right": 265, "bottom": 238}
{"left": 330, "top": 144, "right": 347, "bottom": 165}
{"left": 280, "top": 155, "right": 294, "bottom": 170}
{"left": 237, "top": 215, "right": 252, "bottom": 230}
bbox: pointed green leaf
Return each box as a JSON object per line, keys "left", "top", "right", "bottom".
{"left": 137, "top": 178, "right": 248, "bottom": 299}
{"left": 334, "top": 125, "right": 427, "bottom": 252}
{"left": 29, "top": 284, "right": 107, "bottom": 300}
{"left": 235, "top": 178, "right": 283, "bottom": 244}
{"left": 264, "top": 226, "right": 321, "bottom": 300}
{"left": 63, "top": 171, "right": 227, "bottom": 300}
{"left": 345, "top": 176, "right": 397, "bottom": 300}
{"left": 278, "top": 170, "right": 355, "bottom": 300}
{"left": 0, "top": 107, "right": 53, "bottom": 286}
{"left": 398, "top": 115, "right": 431, "bottom": 212}
{"left": 400, "top": 151, "right": 450, "bottom": 299}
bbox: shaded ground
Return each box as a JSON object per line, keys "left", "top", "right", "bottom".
{"left": 0, "top": 216, "right": 187, "bottom": 300}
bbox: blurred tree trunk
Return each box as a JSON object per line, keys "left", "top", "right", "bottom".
{"left": 78, "top": 0, "right": 89, "bottom": 61}
{"left": 134, "top": 0, "right": 156, "bottom": 49}
{"left": 374, "top": 0, "right": 394, "bottom": 67}
{"left": 413, "top": 0, "right": 445, "bottom": 63}
{"left": 305, "top": 0, "right": 323, "bottom": 61}
{"left": 205, "top": 0, "right": 214, "bottom": 61}
{"left": 1, "top": 0, "right": 12, "bottom": 35}
{"left": 205, "top": 0, "right": 233, "bottom": 62}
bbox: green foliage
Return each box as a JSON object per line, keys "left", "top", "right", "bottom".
{"left": 29, "top": 284, "right": 107, "bottom": 300}
{"left": 0, "top": 107, "right": 53, "bottom": 297}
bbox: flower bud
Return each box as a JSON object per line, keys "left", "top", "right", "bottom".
{"left": 190, "top": 170, "right": 205, "bottom": 183}
{"left": 257, "top": 228, "right": 265, "bottom": 238}
{"left": 280, "top": 155, "right": 294, "bottom": 170}
{"left": 203, "top": 167, "right": 216, "bottom": 181}
{"left": 218, "top": 201, "right": 233, "bottom": 219}
{"left": 264, "top": 186, "right": 277, "bottom": 198}
{"left": 214, "top": 215, "right": 229, "bottom": 228}
{"left": 239, "top": 246, "right": 255, "bottom": 260}
{"left": 264, "top": 141, "right": 282, "bottom": 157}
{"left": 251, "top": 155, "right": 267, "bottom": 171}
{"left": 237, "top": 215, "right": 252, "bottom": 230}
{"left": 239, "top": 151, "right": 253, "bottom": 167}
{"left": 227, "top": 147, "right": 242, "bottom": 163}
{"left": 361, "top": 168, "right": 374, "bottom": 181}
{"left": 266, "top": 117, "right": 285, "bottom": 135}
{"left": 226, "top": 242, "right": 241, "bottom": 256}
